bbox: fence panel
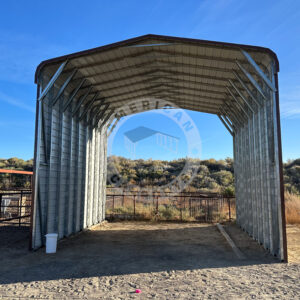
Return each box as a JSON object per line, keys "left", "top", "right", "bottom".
{"left": 106, "top": 191, "right": 235, "bottom": 222}
{"left": 0, "top": 190, "right": 32, "bottom": 227}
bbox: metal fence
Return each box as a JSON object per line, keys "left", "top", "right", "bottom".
{"left": 0, "top": 190, "right": 32, "bottom": 227}
{"left": 106, "top": 191, "right": 235, "bottom": 222}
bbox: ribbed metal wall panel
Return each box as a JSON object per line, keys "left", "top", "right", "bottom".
{"left": 234, "top": 73, "right": 284, "bottom": 258}
{"left": 32, "top": 75, "right": 107, "bottom": 249}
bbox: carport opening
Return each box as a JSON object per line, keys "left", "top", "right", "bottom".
{"left": 105, "top": 108, "right": 236, "bottom": 223}
{"left": 31, "top": 34, "right": 287, "bottom": 261}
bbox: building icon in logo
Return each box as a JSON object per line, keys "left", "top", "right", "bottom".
{"left": 124, "top": 126, "right": 179, "bottom": 158}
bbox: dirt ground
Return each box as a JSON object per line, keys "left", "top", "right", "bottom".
{"left": 0, "top": 222, "right": 299, "bottom": 299}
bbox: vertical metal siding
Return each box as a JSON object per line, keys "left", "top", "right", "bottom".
{"left": 32, "top": 75, "right": 108, "bottom": 249}
{"left": 234, "top": 67, "right": 284, "bottom": 258}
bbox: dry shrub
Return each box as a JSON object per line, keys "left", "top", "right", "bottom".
{"left": 106, "top": 198, "right": 235, "bottom": 222}
{"left": 285, "top": 192, "right": 300, "bottom": 224}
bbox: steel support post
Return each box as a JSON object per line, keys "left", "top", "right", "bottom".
{"left": 30, "top": 83, "right": 43, "bottom": 249}
{"left": 272, "top": 65, "right": 288, "bottom": 261}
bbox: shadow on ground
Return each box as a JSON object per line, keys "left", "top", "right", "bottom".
{"left": 0, "top": 222, "right": 277, "bottom": 284}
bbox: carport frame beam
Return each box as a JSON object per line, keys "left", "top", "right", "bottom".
{"left": 38, "top": 60, "right": 68, "bottom": 102}
{"left": 218, "top": 114, "right": 234, "bottom": 136}
{"left": 241, "top": 50, "right": 276, "bottom": 92}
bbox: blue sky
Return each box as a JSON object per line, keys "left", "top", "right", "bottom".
{"left": 0, "top": 0, "right": 299, "bottom": 161}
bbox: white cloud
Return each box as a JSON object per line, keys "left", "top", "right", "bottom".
{"left": 280, "top": 101, "right": 300, "bottom": 119}
{"left": 0, "top": 120, "right": 33, "bottom": 127}
{"left": 188, "top": 0, "right": 246, "bottom": 39}
{"left": 0, "top": 30, "right": 69, "bottom": 84}
{"left": 0, "top": 91, "right": 35, "bottom": 113}
{"left": 280, "top": 86, "right": 300, "bottom": 119}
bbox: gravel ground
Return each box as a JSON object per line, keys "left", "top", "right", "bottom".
{"left": 0, "top": 222, "right": 299, "bottom": 299}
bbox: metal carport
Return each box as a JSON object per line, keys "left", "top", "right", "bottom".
{"left": 31, "top": 34, "right": 287, "bottom": 261}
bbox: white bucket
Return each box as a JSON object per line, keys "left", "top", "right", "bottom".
{"left": 45, "top": 233, "right": 58, "bottom": 254}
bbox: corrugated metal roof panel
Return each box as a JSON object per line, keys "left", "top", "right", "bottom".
{"left": 35, "top": 34, "right": 279, "bottom": 116}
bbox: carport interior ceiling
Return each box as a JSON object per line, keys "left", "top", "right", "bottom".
{"left": 32, "top": 34, "right": 287, "bottom": 261}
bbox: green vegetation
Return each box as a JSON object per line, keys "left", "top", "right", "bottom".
{"left": 0, "top": 157, "right": 33, "bottom": 171}
{"left": 0, "top": 157, "right": 33, "bottom": 189}
{"left": 1, "top": 156, "right": 300, "bottom": 196}
{"left": 107, "top": 156, "right": 300, "bottom": 195}
{"left": 107, "top": 156, "right": 235, "bottom": 194}
{"left": 283, "top": 159, "right": 300, "bottom": 194}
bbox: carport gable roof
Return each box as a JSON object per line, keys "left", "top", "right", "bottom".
{"left": 35, "top": 34, "right": 279, "bottom": 117}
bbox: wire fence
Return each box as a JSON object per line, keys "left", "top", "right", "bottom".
{"left": 106, "top": 190, "right": 235, "bottom": 222}
{"left": 0, "top": 188, "right": 236, "bottom": 227}
{"left": 0, "top": 190, "right": 32, "bottom": 227}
